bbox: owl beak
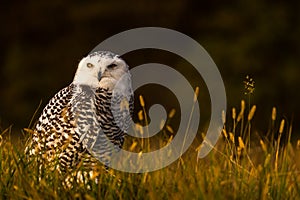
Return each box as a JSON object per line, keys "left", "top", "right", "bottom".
{"left": 97, "top": 71, "right": 102, "bottom": 81}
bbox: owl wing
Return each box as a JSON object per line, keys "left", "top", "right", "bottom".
{"left": 71, "top": 86, "right": 117, "bottom": 166}
{"left": 26, "top": 84, "right": 75, "bottom": 155}
{"left": 71, "top": 85, "right": 99, "bottom": 149}
{"left": 70, "top": 85, "right": 133, "bottom": 167}
{"left": 25, "top": 84, "right": 87, "bottom": 171}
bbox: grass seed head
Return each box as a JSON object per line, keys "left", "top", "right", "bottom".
{"left": 247, "top": 105, "right": 256, "bottom": 121}
{"left": 129, "top": 141, "right": 138, "bottom": 151}
{"left": 135, "top": 124, "right": 144, "bottom": 135}
{"left": 166, "top": 125, "right": 174, "bottom": 134}
{"left": 272, "top": 107, "right": 276, "bottom": 121}
{"left": 138, "top": 151, "right": 143, "bottom": 158}
{"left": 160, "top": 119, "right": 165, "bottom": 130}
{"left": 279, "top": 119, "right": 285, "bottom": 134}
{"left": 222, "top": 129, "right": 228, "bottom": 138}
{"left": 139, "top": 95, "right": 145, "bottom": 107}
{"left": 229, "top": 132, "right": 235, "bottom": 143}
{"left": 237, "top": 100, "right": 245, "bottom": 122}
{"left": 193, "top": 87, "right": 199, "bottom": 102}
{"left": 238, "top": 137, "right": 245, "bottom": 149}
{"left": 222, "top": 110, "right": 226, "bottom": 124}
{"left": 167, "top": 135, "right": 173, "bottom": 144}
{"left": 244, "top": 75, "right": 255, "bottom": 95}
{"left": 260, "top": 139, "right": 267, "bottom": 153}
{"left": 232, "top": 107, "right": 236, "bottom": 120}
{"left": 23, "top": 128, "right": 35, "bottom": 135}
{"left": 168, "top": 108, "right": 176, "bottom": 118}
{"left": 138, "top": 110, "right": 144, "bottom": 121}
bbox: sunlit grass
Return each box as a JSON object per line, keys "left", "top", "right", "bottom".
{"left": 1, "top": 97, "right": 300, "bottom": 199}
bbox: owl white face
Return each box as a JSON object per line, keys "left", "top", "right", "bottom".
{"left": 73, "top": 51, "right": 129, "bottom": 89}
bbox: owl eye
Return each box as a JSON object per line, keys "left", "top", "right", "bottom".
{"left": 87, "top": 63, "right": 94, "bottom": 68}
{"left": 107, "top": 63, "right": 117, "bottom": 69}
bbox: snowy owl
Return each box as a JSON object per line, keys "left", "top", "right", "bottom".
{"left": 25, "top": 51, "right": 133, "bottom": 173}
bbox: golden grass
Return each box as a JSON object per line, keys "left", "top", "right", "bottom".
{"left": 0, "top": 99, "right": 300, "bottom": 199}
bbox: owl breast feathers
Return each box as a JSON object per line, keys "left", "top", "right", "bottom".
{"left": 25, "top": 51, "right": 133, "bottom": 172}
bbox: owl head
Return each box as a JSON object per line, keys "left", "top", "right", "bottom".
{"left": 73, "top": 51, "right": 130, "bottom": 90}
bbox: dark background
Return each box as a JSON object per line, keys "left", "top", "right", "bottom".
{"left": 0, "top": 0, "right": 299, "bottom": 138}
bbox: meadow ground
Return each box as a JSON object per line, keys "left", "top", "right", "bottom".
{"left": 1, "top": 99, "right": 300, "bottom": 200}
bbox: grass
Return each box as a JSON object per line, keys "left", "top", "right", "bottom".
{"left": 1, "top": 95, "right": 300, "bottom": 199}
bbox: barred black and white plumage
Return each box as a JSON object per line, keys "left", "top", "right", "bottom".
{"left": 25, "top": 51, "right": 133, "bottom": 173}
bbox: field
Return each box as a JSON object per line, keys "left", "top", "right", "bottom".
{"left": 1, "top": 98, "right": 300, "bottom": 200}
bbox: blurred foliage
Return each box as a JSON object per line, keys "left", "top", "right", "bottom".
{"left": 0, "top": 0, "right": 299, "bottom": 134}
